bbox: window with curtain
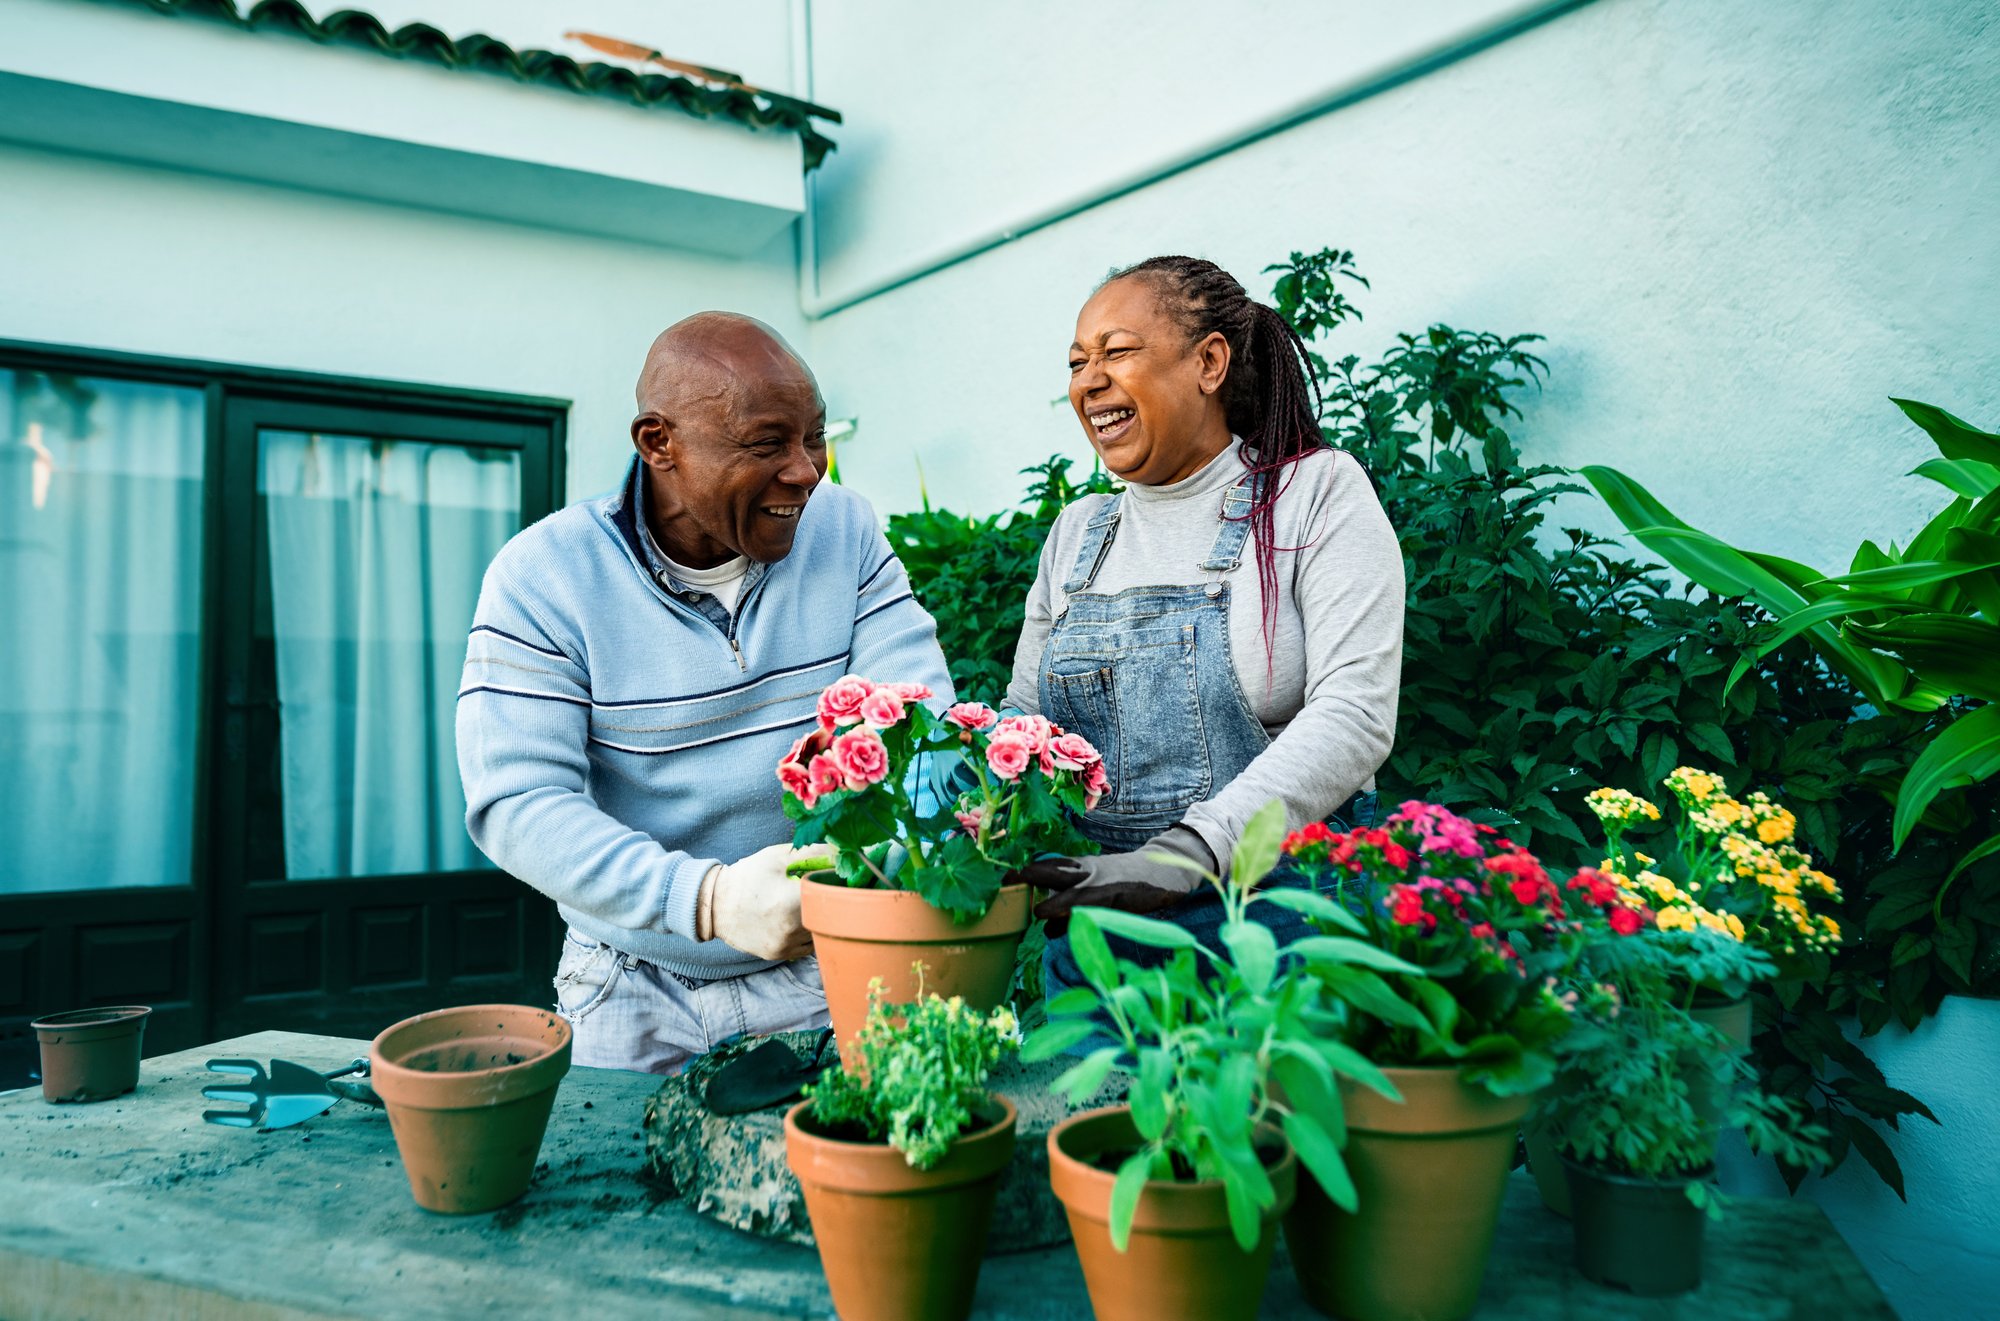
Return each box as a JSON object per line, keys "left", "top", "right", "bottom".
{"left": 0, "top": 371, "right": 206, "bottom": 894}
{"left": 256, "top": 431, "right": 520, "bottom": 880}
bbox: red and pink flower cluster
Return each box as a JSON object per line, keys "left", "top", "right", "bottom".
{"left": 966, "top": 712, "right": 1108, "bottom": 809}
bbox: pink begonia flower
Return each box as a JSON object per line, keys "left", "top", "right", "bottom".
{"left": 831, "top": 728, "right": 890, "bottom": 789}
{"left": 777, "top": 759, "right": 815, "bottom": 808}
{"left": 1049, "top": 732, "right": 1101, "bottom": 771}
{"left": 807, "top": 752, "right": 847, "bottom": 800}
{"left": 817, "top": 676, "right": 875, "bottom": 730}
{"left": 858, "top": 688, "right": 907, "bottom": 729}
{"left": 785, "top": 727, "right": 832, "bottom": 769}
{"left": 996, "top": 713, "right": 1054, "bottom": 752}
{"left": 955, "top": 804, "right": 987, "bottom": 835}
{"left": 1084, "top": 760, "right": 1109, "bottom": 811}
{"left": 985, "top": 733, "right": 1033, "bottom": 781}
{"left": 945, "top": 702, "right": 999, "bottom": 731}
{"left": 884, "top": 682, "right": 935, "bottom": 702}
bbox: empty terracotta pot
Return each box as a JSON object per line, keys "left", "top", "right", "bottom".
{"left": 369, "top": 1004, "right": 571, "bottom": 1214}
{"left": 803, "top": 879, "right": 1029, "bottom": 1055}
{"left": 32, "top": 1005, "right": 151, "bottom": 1103}
{"left": 1286, "top": 1066, "right": 1531, "bottom": 1321}
{"left": 1048, "top": 1106, "right": 1296, "bottom": 1321}
{"left": 786, "top": 1094, "right": 1017, "bottom": 1321}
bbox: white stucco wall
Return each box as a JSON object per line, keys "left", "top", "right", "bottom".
{"left": 803, "top": 0, "right": 2000, "bottom": 584}
{"left": 0, "top": 140, "right": 803, "bottom": 501}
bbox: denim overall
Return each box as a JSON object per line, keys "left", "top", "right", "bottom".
{"left": 1040, "top": 478, "right": 1377, "bottom": 996}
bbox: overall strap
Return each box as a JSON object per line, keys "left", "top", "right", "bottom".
{"left": 1201, "top": 478, "right": 1259, "bottom": 572}
{"left": 1061, "top": 493, "right": 1125, "bottom": 595}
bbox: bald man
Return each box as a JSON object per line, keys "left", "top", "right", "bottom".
{"left": 457, "top": 314, "right": 953, "bottom": 1073}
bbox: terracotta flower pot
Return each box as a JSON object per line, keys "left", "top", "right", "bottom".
{"left": 32, "top": 1005, "right": 151, "bottom": 1103}
{"left": 1048, "top": 1106, "right": 1296, "bottom": 1321}
{"left": 1562, "top": 1156, "right": 1709, "bottom": 1295}
{"left": 1286, "top": 1066, "right": 1531, "bottom": 1321}
{"left": 785, "top": 1094, "right": 1018, "bottom": 1321}
{"left": 803, "top": 879, "right": 1029, "bottom": 1054}
{"left": 369, "top": 1004, "right": 571, "bottom": 1214}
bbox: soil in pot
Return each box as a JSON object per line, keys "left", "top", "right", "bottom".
{"left": 1286, "top": 1066, "right": 1531, "bottom": 1321}
{"left": 32, "top": 1006, "right": 151, "bottom": 1103}
{"left": 785, "top": 1095, "right": 1018, "bottom": 1321}
{"left": 803, "top": 879, "right": 1030, "bottom": 1053}
{"left": 1562, "top": 1156, "right": 1708, "bottom": 1295}
{"left": 1048, "top": 1106, "right": 1296, "bottom": 1321}
{"left": 369, "top": 1004, "right": 571, "bottom": 1214}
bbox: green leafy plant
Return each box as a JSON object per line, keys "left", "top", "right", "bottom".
{"left": 886, "top": 457, "right": 1117, "bottom": 698}
{"left": 804, "top": 971, "right": 1019, "bottom": 1169}
{"left": 1022, "top": 801, "right": 1421, "bottom": 1252}
{"left": 1262, "top": 245, "right": 1948, "bottom": 1193}
{"left": 778, "top": 679, "right": 1101, "bottom": 921}
{"left": 1552, "top": 929, "right": 1829, "bottom": 1213}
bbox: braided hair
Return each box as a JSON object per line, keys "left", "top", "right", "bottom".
{"left": 1102, "top": 255, "right": 1326, "bottom": 652}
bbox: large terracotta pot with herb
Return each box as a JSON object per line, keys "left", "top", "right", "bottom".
{"left": 785, "top": 979, "right": 1020, "bottom": 1321}
{"left": 775, "top": 680, "right": 1106, "bottom": 1053}
{"left": 1289, "top": 1067, "right": 1530, "bottom": 1321}
{"left": 370, "top": 1004, "right": 571, "bottom": 1214}
{"left": 1049, "top": 1106, "right": 1295, "bottom": 1321}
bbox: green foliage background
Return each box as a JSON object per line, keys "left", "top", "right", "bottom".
{"left": 888, "top": 246, "right": 1993, "bottom": 1195}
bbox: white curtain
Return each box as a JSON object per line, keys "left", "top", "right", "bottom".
{"left": 0, "top": 372, "right": 206, "bottom": 893}
{"left": 259, "top": 432, "right": 518, "bottom": 880}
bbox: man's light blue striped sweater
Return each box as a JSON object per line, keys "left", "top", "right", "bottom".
{"left": 456, "top": 460, "right": 954, "bottom": 978}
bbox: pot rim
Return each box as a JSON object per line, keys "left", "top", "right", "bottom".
{"left": 1047, "top": 1105, "right": 1296, "bottom": 1231}
{"left": 370, "top": 1004, "right": 572, "bottom": 1109}
{"left": 1558, "top": 1152, "right": 1715, "bottom": 1189}
{"left": 802, "top": 879, "right": 1031, "bottom": 941}
{"left": 32, "top": 1005, "right": 152, "bottom": 1034}
{"left": 1339, "top": 1063, "right": 1535, "bottom": 1135}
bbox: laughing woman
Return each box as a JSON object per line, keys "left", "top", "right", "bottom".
{"left": 1006, "top": 255, "right": 1405, "bottom": 987}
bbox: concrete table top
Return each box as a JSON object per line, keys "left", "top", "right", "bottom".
{"left": 0, "top": 1030, "right": 1898, "bottom": 1320}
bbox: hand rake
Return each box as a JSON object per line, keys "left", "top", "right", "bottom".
{"left": 201, "top": 1057, "right": 383, "bottom": 1131}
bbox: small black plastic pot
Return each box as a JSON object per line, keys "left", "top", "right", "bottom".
{"left": 1561, "top": 1156, "right": 1709, "bottom": 1296}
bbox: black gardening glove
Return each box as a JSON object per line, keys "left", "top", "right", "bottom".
{"left": 1022, "top": 826, "right": 1217, "bottom": 938}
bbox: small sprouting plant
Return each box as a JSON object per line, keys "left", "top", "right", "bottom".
{"left": 804, "top": 970, "right": 1019, "bottom": 1170}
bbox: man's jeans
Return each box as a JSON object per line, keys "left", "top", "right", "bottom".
{"left": 553, "top": 928, "right": 830, "bottom": 1075}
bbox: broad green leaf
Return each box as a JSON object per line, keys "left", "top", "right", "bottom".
{"left": 1272, "top": 1051, "right": 1343, "bottom": 1146}
{"left": 1894, "top": 397, "right": 2000, "bottom": 468}
{"left": 1322, "top": 967, "right": 1431, "bottom": 1031}
{"left": 1893, "top": 704, "right": 2000, "bottom": 849}
{"left": 1258, "top": 887, "right": 1366, "bottom": 933}
{"left": 1069, "top": 910, "right": 1119, "bottom": 989}
{"left": 1132, "top": 1050, "right": 1171, "bottom": 1139}
{"left": 1289, "top": 935, "right": 1423, "bottom": 975}
{"left": 1911, "top": 458, "right": 2000, "bottom": 500}
{"left": 1221, "top": 1167, "right": 1262, "bottom": 1253}
{"left": 1109, "top": 1150, "right": 1152, "bottom": 1252}
{"left": 1317, "top": 1039, "right": 1402, "bottom": 1100}
{"left": 1222, "top": 919, "right": 1278, "bottom": 993}
{"left": 1282, "top": 1110, "right": 1357, "bottom": 1212}
{"left": 1846, "top": 616, "right": 2000, "bottom": 703}
{"left": 1021, "top": 1018, "right": 1097, "bottom": 1064}
{"left": 1045, "top": 986, "right": 1101, "bottom": 1016}
{"left": 1232, "top": 800, "right": 1287, "bottom": 888}
{"left": 1815, "top": 559, "right": 2000, "bottom": 592}
{"left": 1086, "top": 908, "right": 1203, "bottom": 950}
{"left": 1053, "top": 1047, "right": 1122, "bottom": 1100}
{"left": 1944, "top": 831, "right": 2000, "bottom": 885}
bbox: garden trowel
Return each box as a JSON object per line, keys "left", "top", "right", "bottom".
{"left": 201, "top": 1057, "right": 383, "bottom": 1131}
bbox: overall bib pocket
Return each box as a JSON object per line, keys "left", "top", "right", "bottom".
{"left": 1044, "top": 621, "right": 1211, "bottom": 814}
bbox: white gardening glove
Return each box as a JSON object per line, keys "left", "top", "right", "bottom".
{"left": 696, "top": 843, "right": 833, "bottom": 960}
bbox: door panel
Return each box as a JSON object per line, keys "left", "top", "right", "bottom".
{"left": 210, "top": 398, "right": 559, "bottom": 1043}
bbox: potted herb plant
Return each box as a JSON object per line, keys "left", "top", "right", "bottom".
{"left": 784, "top": 973, "right": 1019, "bottom": 1321}
{"left": 1277, "top": 803, "right": 1639, "bottom": 1321}
{"left": 1026, "top": 802, "right": 1416, "bottom": 1321}
{"left": 779, "top": 676, "right": 1102, "bottom": 1049}
{"left": 1550, "top": 926, "right": 1830, "bottom": 1295}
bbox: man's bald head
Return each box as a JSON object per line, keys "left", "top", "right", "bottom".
{"left": 629, "top": 312, "right": 828, "bottom": 568}
{"left": 635, "top": 312, "right": 817, "bottom": 417}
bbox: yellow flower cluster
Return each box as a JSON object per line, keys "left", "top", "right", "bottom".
{"left": 1594, "top": 769, "right": 1843, "bottom": 957}
{"left": 1585, "top": 787, "right": 1661, "bottom": 828}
